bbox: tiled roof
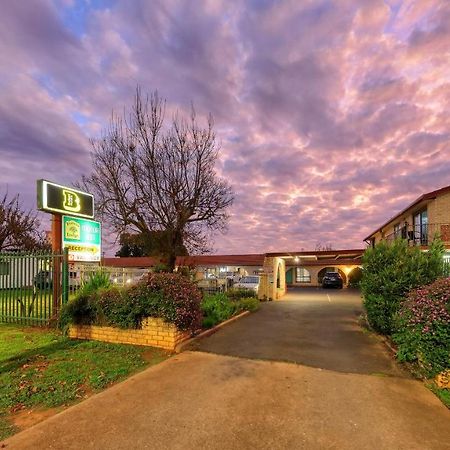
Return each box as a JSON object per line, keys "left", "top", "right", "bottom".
{"left": 102, "top": 250, "right": 363, "bottom": 268}
{"left": 102, "top": 254, "right": 265, "bottom": 268}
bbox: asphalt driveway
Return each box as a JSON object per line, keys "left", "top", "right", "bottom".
{"left": 187, "top": 287, "right": 406, "bottom": 376}
{"left": 3, "top": 288, "right": 450, "bottom": 449}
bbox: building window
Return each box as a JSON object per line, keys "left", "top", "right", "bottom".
{"left": 394, "top": 222, "right": 408, "bottom": 240}
{"left": 394, "top": 223, "right": 401, "bottom": 239}
{"left": 296, "top": 267, "right": 311, "bottom": 283}
{"left": 413, "top": 210, "right": 428, "bottom": 245}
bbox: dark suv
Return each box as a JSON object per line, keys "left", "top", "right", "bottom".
{"left": 322, "top": 272, "right": 343, "bottom": 289}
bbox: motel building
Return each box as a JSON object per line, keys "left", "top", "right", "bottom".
{"left": 103, "top": 249, "right": 364, "bottom": 301}
{"left": 363, "top": 185, "right": 450, "bottom": 259}
{"left": 103, "top": 184, "right": 450, "bottom": 301}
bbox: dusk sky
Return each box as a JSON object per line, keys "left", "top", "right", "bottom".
{"left": 1, "top": 0, "right": 449, "bottom": 255}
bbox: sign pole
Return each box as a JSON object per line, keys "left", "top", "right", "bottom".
{"left": 52, "top": 214, "right": 62, "bottom": 315}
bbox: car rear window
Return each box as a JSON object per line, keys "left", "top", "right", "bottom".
{"left": 241, "top": 277, "right": 259, "bottom": 283}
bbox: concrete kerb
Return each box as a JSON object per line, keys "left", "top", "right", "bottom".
{"left": 175, "top": 310, "right": 251, "bottom": 353}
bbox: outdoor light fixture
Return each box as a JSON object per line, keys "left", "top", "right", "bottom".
{"left": 294, "top": 256, "right": 299, "bottom": 263}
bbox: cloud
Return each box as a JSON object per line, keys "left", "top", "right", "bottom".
{"left": 0, "top": 0, "right": 449, "bottom": 255}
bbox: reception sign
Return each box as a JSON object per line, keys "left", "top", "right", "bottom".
{"left": 37, "top": 179, "right": 94, "bottom": 219}
{"left": 62, "top": 216, "right": 101, "bottom": 262}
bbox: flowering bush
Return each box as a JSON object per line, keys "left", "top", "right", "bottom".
{"left": 60, "top": 273, "right": 203, "bottom": 333}
{"left": 394, "top": 277, "right": 450, "bottom": 377}
{"left": 141, "top": 273, "right": 203, "bottom": 331}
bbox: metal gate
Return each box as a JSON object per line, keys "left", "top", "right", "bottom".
{"left": 0, "top": 250, "right": 69, "bottom": 326}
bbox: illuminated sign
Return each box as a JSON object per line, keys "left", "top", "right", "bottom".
{"left": 37, "top": 180, "right": 94, "bottom": 218}
{"left": 62, "top": 216, "right": 101, "bottom": 262}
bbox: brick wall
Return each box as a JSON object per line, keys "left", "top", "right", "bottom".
{"left": 68, "top": 317, "right": 190, "bottom": 351}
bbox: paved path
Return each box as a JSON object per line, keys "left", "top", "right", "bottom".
{"left": 188, "top": 288, "right": 406, "bottom": 376}
{"left": 3, "top": 289, "right": 450, "bottom": 449}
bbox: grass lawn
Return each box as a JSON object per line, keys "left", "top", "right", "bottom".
{"left": 0, "top": 323, "right": 170, "bottom": 441}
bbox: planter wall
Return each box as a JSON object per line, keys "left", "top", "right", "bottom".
{"left": 68, "top": 317, "right": 190, "bottom": 351}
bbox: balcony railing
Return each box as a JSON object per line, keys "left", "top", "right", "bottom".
{"left": 384, "top": 223, "right": 450, "bottom": 246}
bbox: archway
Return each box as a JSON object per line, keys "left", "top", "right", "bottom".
{"left": 317, "top": 267, "right": 347, "bottom": 284}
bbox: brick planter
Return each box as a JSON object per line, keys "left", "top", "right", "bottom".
{"left": 68, "top": 317, "right": 190, "bottom": 351}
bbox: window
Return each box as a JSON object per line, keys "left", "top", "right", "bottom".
{"left": 0, "top": 262, "right": 10, "bottom": 276}
{"left": 394, "top": 223, "right": 401, "bottom": 239}
{"left": 394, "top": 222, "right": 408, "bottom": 240}
{"left": 413, "top": 210, "right": 428, "bottom": 245}
{"left": 296, "top": 267, "right": 311, "bottom": 283}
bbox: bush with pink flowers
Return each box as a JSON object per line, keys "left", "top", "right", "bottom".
{"left": 60, "top": 272, "right": 203, "bottom": 333}
{"left": 394, "top": 277, "right": 450, "bottom": 377}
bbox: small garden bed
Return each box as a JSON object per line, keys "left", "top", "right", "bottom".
{"left": 60, "top": 272, "right": 260, "bottom": 350}
{"left": 200, "top": 288, "right": 260, "bottom": 328}
{"left": 0, "top": 323, "right": 169, "bottom": 441}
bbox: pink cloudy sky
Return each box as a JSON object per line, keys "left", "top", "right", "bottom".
{"left": 0, "top": 0, "right": 449, "bottom": 255}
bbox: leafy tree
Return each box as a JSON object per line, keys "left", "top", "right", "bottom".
{"left": 0, "top": 191, "right": 49, "bottom": 251}
{"left": 81, "top": 88, "right": 233, "bottom": 271}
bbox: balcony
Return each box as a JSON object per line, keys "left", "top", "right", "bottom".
{"left": 384, "top": 223, "right": 450, "bottom": 246}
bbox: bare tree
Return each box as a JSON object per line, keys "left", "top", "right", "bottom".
{"left": 315, "top": 242, "right": 333, "bottom": 251}
{"left": 81, "top": 88, "right": 234, "bottom": 270}
{"left": 0, "top": 191, "right": 49, "bottom": 251}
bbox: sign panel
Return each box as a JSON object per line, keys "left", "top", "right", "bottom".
{"left": 62, "top": 216, "right": 101, "bottom": 262}
{"left": 37, "top": 179, "right": 94, "bottom": 218}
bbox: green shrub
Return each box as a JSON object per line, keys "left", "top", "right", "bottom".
{"left": 96, "top": 286, "right": 142, "bottom": 329}
{"left": 201, "top": 293, "right": 260, "bottom": 328}
{"left": 153, "top": 263, "right": 169, "bottom": 273}
{"left": 59, "top": 292, "right": 102, "bottom": 330}
{"left": 80, "top": 271, "right": 111, "bottom": 296}
{"left": 143, "top": 273, "right": 203, "bottom": 331}
{"left": 60, "top": 272, "right": 202, "bottom": 333}
{"left": 201, "top": 293, "right": 235, "bottom": 327}
{"left": 348, "top": 267, "right": 363, "bottom": 287}
{"left": 227, "top": 288, "right": 257, "bottom": 300}
{"left": 237, "top": 297, "right": 260, "bottom": 312}
{"left": 393, "top": 277, "right": 450, "bottom": 377}
{"left": 361, "top": 238, "right": 445, "bottom": 335}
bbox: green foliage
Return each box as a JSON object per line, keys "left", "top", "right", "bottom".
{"left": 201, "top": 293, "right": 260, "bottom": 328}
{"left": 201, "top": 293, "right": 235, "bottom": 327}
{"left": 59, "top": 292, "right": 102, "bottom": 331}
{"left": 61, "top": 273, "right": 202, "bottom": 332}
{"left": 226, "top": 288, "right": 257, "bottom": 300}
{"left": 115, "top": 230, "right": 188, "bottom": 258}
{"left": 393, "top": 277, "right": 450, "bottom": 377}
{"left": 153, "top": 263, "right": 169, "bottom": 273}
{"left": 238, "top": 297, "right": 260, "bottom": 312}
{"left": 80, "top": 270, "right": 111, "bottom": 296}
{"left": 348, "top": 267, "right": 363, "bottom": 287}
{"left": 361, "top": 238, "right": 445, "bottom": 335}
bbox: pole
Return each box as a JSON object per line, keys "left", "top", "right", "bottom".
{"left": 52, "top": 214, "right": 62, "bottom": 317}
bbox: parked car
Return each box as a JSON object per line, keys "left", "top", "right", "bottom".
{"left": 34, "top": 270, "right": 52, "bottom": 289}
{"left": 234, "top": 275, "right": 260, "bottom": 293}
{"left": 321, "top": 272, "right": 343, "bottom": 289}
{"left": 33, "top": 270, "right": 81, "bottom": 290}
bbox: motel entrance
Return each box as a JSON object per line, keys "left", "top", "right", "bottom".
{"left": 259, "top": 250, "right": 363, "bottom": 300}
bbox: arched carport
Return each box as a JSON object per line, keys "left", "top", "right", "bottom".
{"left": 317, "top": 267, "right": 347, "bottom": 284}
